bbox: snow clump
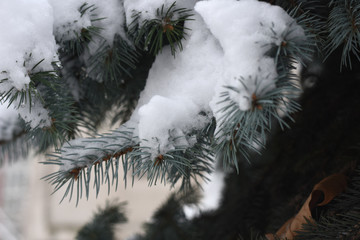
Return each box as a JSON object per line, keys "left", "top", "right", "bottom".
{"left": 0, "top": 0, "right": 305, "bottom": 168}
{"left": 128, "top": 0, "right": 305, "bottom": 159}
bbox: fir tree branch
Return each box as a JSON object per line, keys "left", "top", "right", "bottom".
{"left": 325, "top": 0, "right": 360, "bottom": 69}
{"left": 42, "top": 122, "right": 214, "bottom": 203}
{"left": 0, "top": 59, "right": 57, "bottom": 112}
{"left": 0, "top": 60, "right": 79, "bottom": 160}
{"left": 214, "top": 72, "right": 301, "bottom": 170}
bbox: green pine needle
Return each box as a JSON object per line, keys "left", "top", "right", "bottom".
{"left": 134, "top": 1, "right": 194, "bottom": 56}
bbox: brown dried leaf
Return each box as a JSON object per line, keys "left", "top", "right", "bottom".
{"left": 266, "top": 173, "right": 347, "bottom": 240}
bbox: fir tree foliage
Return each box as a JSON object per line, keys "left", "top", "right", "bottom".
{"left": 132, "top": 190, "right": 200, "bottom": 240}
{"left": 76, "top": 201, "right": 127, "bottom": 240}
{"left": 87, "top": 36, "right": 139, "bottom": 82}
{"left": 326, "top": 0, "right": 360, "bottom": 69}
{"left": 214, "top": 4, "right": 315, "bottom": 169}
{"left": 3, "top": 0, "right": 360, "bottom": 223}
{"left": 128, "top": 1, "right": 360, "bottom": 239}
{"left": 43, "top": 121, "right": 214, "bottom": 204}
{"left": 2, "top": 0, "right": 360, "bottom": 239}
{"left": 39, "top": 0, "right": 316, "bottom": 202}
{"left": 39, "top": 1, "right": 213, "bottom": 201}
{"left": 215, "top": 72, "right": 301, "bottom": 169}
{"left": 0, "top": 58, "right": 78, "bottom": 161}
{"left": 132, "top": 1, "right": 194, "bottom": 56}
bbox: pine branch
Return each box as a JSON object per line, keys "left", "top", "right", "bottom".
{"left": 264, "top": 6, "right": 318, "bottom": 68}
{"left": 214, "top": 4, "right": 318, "bottom": 168}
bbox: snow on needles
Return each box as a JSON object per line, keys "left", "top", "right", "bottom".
{"left": 56, "top": 0, "right": 305, "bottom": 169}
{"left": 0, "top": 0, "right": 57, "bottom": 133}
{"left": 195, "top": 0, "right": 302, "bottom": 115}
{"left": 128, "top": 0, "right": 304, "bottom": 159}
{"left": 0, "top": 0, "right": 126, "bottom": 134}
{"left": 0, "top": 0, "right": 305, "bottom": 168}
{"left": 50, "top": 0, "right": 126, "bottom": 44}
{"left": 0, "top": 0, "right": 57, "bottom": 91}
{"left": 123, "top": 0, "right": 197, "bottom": 27}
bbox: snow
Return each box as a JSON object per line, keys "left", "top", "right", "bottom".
{"left": 0, "top": 0, "right": 56, "bottom": 132}
{"left": 17, "top": 98, "right": 51, "bottom": 129}
{"left": 123, "top": 0, "right": 197, "bottom": 27}
{"left": 0, "top": 103, "right": 20, "bottom": 141}
{"left": 195, "top": 0, "right": 303, "bottom": 118}
{"left": 0, "top": 0, "right": 129, "bottom": 133}
{"left": 127, "top": 0, "right": 304, "bottom": 158}
{"left": 49, "top": 0, "right": 93, "bottom": 42}
{"left": 51, "top": 0, "right": 126, "bottom": 46}
{"left": 0, "top": 98, "right": 50, "bottom": 139}
{"left": 130, "top": 13, "right": 223, "bottom": 157}
{"left": 0, "top": 0, "right": 305, "bottom": 175}
{"left": 123, "top": 0, "right": 168, "bottom": 25}
{"left": 90, "top": 0, "right": 127, "bottom": 43}
{"left": 0, "top": 0, "right": 58, "bottom": 91}
{"left": 138, "top": 95, "right": 209, "bottom": 156}
{"left": 59, "top": 124, "right": 134, "bottom": 171}
{"left": 183, "top": 168, "right": 225, "bottom": 219}
{"left": 55, "top": 0, "right": 305, "bottom": 170}
{"left": 0, "top": 0, "right": 127, "bottom": 95}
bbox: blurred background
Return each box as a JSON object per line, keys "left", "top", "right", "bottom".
{"left": 0, "top": 152, "right": 176, "bottom": 240}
